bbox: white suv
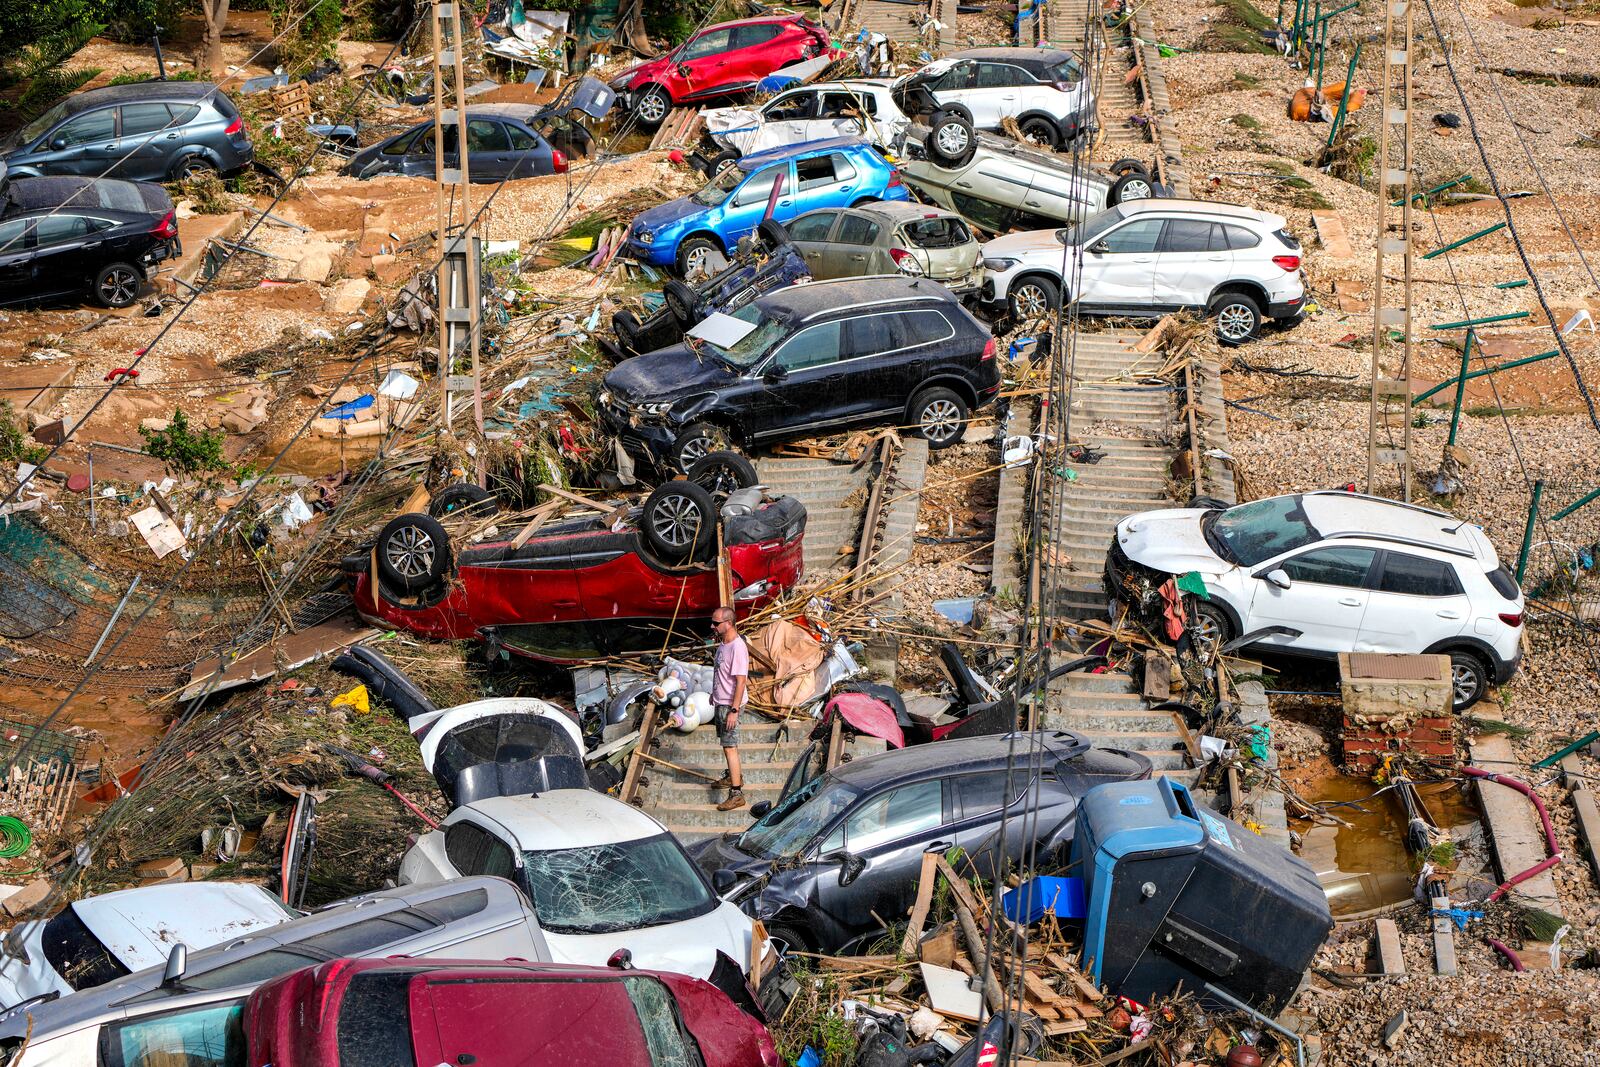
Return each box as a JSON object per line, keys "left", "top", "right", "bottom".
{"left": 891, "top": 48, "right": 1094, "bottom": 148}
{"left": 981, "top": 200, "right": 1306, "bottom": 343}
{"left": 696, "top": 80, "right": 909, "bottom": 169}
{"left": 1107, "top": 491, "right": 1525, "bottom": 709}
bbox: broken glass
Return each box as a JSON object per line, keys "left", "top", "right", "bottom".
{"left": 520, "top": 834, "right": 717, "bottom": 934}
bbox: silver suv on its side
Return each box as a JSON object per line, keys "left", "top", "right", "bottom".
{"left": 0, "top": 878, "right": 546, "bottom": 1067}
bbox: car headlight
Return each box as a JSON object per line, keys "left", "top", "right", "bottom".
{"left": 638, "top": 401, "right": 674, "bottom": 416}
{"left": 983, "top": 257, "right": 1020, "bottom": 272}
{"left": 636, "top": 230, "right": 655, "bottom": 245}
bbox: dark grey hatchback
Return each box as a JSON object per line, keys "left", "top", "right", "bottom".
{"left": 0, "top": 82, "right": 252, "bottom": 183}
{"left": 688, "top": 731, "right": 1151, "bottom": 955}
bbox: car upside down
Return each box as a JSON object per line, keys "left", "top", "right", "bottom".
{"left": 342, "top": 482, "right": 806, "bottom": 662}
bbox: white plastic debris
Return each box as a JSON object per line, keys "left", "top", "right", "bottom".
{"left": 908, "top": 1007, "right": 942, "bottom": 1041}
{"left": 280, "top": 493, "right": 314, "bottom": 529}
{"left": 1003, "top": 435, "right": 1035, "bottom": 467}
{"left": 378, "top": 370, "right": 421, "bottom": 400}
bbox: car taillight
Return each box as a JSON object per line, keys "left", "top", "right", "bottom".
{"left": 981, "top": 337, "right": 996, "bottom": 361}
{"left": 150, "top": 211, "right": 177, "bottom": 239}
{"left": 552, "top": 148, "right": 568, "bottom": 173}
{"left": 1499, "top": 612, "right": 1523, "bottom": 627}
{"left": 1272, "top": 254, "right": 1301, "bottom": 272}
{"left": 224, "top": 115, "right": 244, "bottom": 137}
{"left": 887, "top": 171, "right": 904, "bottom": 188}
{"left": 888, "top": 248, "right": 924, "bottom": 275}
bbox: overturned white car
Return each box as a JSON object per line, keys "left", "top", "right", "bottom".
{"left": 691, "top": 79, "right": 910, "bottom": 172}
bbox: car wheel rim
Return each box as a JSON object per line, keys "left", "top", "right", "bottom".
{"left": 102, "top": 269, "right": 138, "bottom": 305}
{"left": 1014, "top": 283, "right": 1049, "bottom": 318}
{"left": 1452, "top": 663, "right": 1479, "bottom": 704}
{"left": 652, "top": 494, "right": 704, "bottom": 548}
{"left": 1193, "top": 614, "right": 1222, "bottom": 658}
{"left": 1217, "top": 304, "right": 1254, "bottom": 341}
{"left": 640, "top": 93, "right": 667, "bottom": 122}
{"left": 679, "top": 433, "right": 718, "bottom": 469}
{"left": 385, "top": 526, "right": 435, "bottom": 579}
{"left": 921, "top": 399, "right": 961, "bottom": 442}
{"left": 684, "top": 246, "right": 711, "bottom": 277}
{"left": 715, "top": 158, "right": 737, "bottom": 175}
{"left": 1120, "top": 179, "right": 1152, "bottom": 200}
{"left": 935, "top": 124, "right": 968, "bottom": 156}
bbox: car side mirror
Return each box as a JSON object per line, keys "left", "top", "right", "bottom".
{"left": 763, "top": 365, "right": 788, "bottom": 384}
{"left": 1088, "top": 240, "right": 1109, "bottom": 254}
{"left": 51, "top": 138, "right": 68, "bottom": 151}
{"left": 713, "top": 868, "right": 737, "bottom": 894}
{"left": 607, "top": 948, "right": 634, "bottom": 970}
{"left": 1262, "top": 568, "right": 1291, "bottom": 590}
{"left": 838, "top": 853, "right": 866, "bottom": 887}
{"left": 161, "top": 943, "right": 188, "bottom": 987}
{"left": 748, "top": 799, "right": 773, "bottom": 819}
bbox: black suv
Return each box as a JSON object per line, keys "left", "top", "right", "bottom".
{"left": 689, "top": 731, "right": 1152, "bottom": 955}
{"left": 599, "top": 275, "right": 1000, "bottom": 471}
{"left": 0, "top": 176, "right": 178, "bottom": 307}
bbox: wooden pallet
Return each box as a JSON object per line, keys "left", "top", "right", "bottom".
{"left": 270, "top": 81, "right": 312, "bottom": 119}
{"left": 647, "top": 108, "right": 704, "bottom": 151}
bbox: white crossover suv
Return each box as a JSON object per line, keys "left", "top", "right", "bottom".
{"left": 1106, "top": 491, "right": 1525, "bottom": 709}
{"left": 891, "top": 48, "right": 1095, "bottom": 148}
{"left": 981, "top": 199, "right": 1306, "bottom": 343}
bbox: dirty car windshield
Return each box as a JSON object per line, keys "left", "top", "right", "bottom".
{"left": 521, "top": 833, "right": 717, "bottom": 934}
{"left": 17, "top": 102, "right": 70, "bottom": 146}
{"left": 738, "top": 777, "right": 861, "bottom": 859}
{"left": 1206, "top": 495, "right": 1321, "bottom": 566}
{"left": 691, "top": 166, "right": 745, "bottom": 206}
{"left": 702, "top": 302, "right": 788, "bottom": 368}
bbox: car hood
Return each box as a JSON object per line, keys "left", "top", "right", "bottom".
{"left": 604, "top": 344, "right": 738, "bottom": 402}
{"left": 541, "top": 901, "right": 752, "bottom": 980}
{"left": 0, "top": 923, "right": 70, "bottom": 1012}
{"left": 983, "top": 228, "right": 1067, "bottom": 259}
{"left": 689, "top": 832, "right": 772, "bottom": 883}
{"left": 1116, "top": 508, "right": 1228, "bottom": 576}
{"left": 633, "top": 195, "right": 708, "bottom": 236}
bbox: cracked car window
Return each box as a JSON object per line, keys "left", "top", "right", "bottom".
{"left": 520, "top": 833, "right": 717, "bottom": 934}
{"left": 625, "top": 977, "right": 701, "bottom": 1067}
{"left": 738, "top": 776, "right": 861, "bottom": 859}
{"left": 1208, "top": 495, "right": 1322, "bottom": 566}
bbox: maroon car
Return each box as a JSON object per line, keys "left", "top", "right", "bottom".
{"left": 246, "top": 957, "right": 781, "bottom": 1067}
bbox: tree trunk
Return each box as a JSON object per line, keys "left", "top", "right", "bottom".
{"left": 198, "top": 0, "right": 230, "bottom": 75}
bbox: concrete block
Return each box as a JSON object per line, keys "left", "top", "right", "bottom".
{"left": 2, "top": 879, "right": 53, "bottom": 917}
{"left": 137, "top": 856, "right": 187, "bottom": 879}
{"left": 1374, "top": 917, "right": 1405, "bottom": 976}
{"left": 323, "top": 278, "right": 371, "bottom": 316}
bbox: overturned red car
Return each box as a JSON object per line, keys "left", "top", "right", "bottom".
{"left": 344, "top": 481, "right": 805, "bottom": 662}
{"left": 245, "top": 956, "right": 782, "bottom": 1067}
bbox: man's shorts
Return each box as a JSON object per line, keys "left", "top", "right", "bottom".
{"left": 715, "top": 704, "right": 740, "bottom": 747}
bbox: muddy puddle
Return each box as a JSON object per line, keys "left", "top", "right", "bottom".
{"left": 1295, "top": 774, "right": 1487, "bottom": 918}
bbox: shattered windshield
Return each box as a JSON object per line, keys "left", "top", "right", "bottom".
{"left": 520, "top": 833, "right": 717, "bottom": 935}
{"left": 701, "top": 302, "right": 789, "bottom": 369}
{"left": 1206, "top": 495, "right": 1321, "bottom": 566}
{"left": 691, "top": 166, "right": 744, "bottom": 207}
{"left": 737, "top": 776, "right": 861, "bottom": 860}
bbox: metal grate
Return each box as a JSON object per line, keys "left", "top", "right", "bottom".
{"left": 0, "top": 553, "right": 77, "bottom": 639}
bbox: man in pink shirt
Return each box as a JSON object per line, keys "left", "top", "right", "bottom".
{"left": 710, "top": 606, "right": 749, "bottom": 811}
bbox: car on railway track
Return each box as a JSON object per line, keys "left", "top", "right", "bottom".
{"left": 785, "top": 201, "right": 984, "bottom": 293}
{"left": 891, "top": 48, "right": 1096, "bottom": 149}
{"left": 691, "top": 80, "right": 910, "bottom": 171}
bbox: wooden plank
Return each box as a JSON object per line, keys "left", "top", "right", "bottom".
{"left": 619, "top": 704, "right": 662, "bottom": 806}
{"left": 935, "top": 856, "right": 985, "bottom": 920}
{"left": 1142, "top": 651, "right": 1172, "bottom": 701}
{"left": 750, "top": 919, "right": 770, "bottom": 979}
{"left": 900, "top": 852, "right": 940, "bottom": 957}
{"left": 1311, "top": 210, "right": 1355, "bottom": 259}
{"left": 536, "top": 482, "right": 611, "bottom": 512}
{"left": 508, "top": 500, "right": 564, "bottom": 550}
{"left": 1023, "top": 971, "right": 1064, "bottom": 1006}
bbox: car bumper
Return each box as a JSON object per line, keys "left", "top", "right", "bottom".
{"left": 626, "top": 237, "right": 677, "bottom": 268}
{"left": 1491, "top": 646, "right": 1521, "bottom": 685}
{"left": 598, "top": 400, "right": 676, "bottom": 465}
{"left": 1266, "top": 295, "right": 1305, "bottom": 322}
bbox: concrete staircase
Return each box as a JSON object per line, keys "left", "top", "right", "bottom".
{"left": 643, "top": 717, "right": 813, "bottom": 845}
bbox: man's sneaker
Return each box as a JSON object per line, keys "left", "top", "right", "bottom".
{"left": 711, "top": 774, "right": 734, "bottom": 789}
{"left": 717, "top": 788, "right": 746, "bottom": 811}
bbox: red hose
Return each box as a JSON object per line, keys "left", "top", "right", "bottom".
{"left": 1460, "top": 766, "right": 1562, "bottom": 901}
{"left": 382, "top": 781, "right": 441, "bottom": 829}
{"left": 1485, "top": 938, "right": 1525, "bottom": 971}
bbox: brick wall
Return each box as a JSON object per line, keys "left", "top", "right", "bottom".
{"left": 1343, "top": 715, "right": 1454, "bottom": 769}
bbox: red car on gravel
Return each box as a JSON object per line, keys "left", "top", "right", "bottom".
{"left": 344, "top": 479, "right": 805, "bottom": 662}
{"left": 608, "top": 15, "right": 832, "bottom": 127}
{"left": 245, "top": 956, "right": 782, "bottom": 1067}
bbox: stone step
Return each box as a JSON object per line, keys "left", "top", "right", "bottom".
{"left": 638, "top": 760, "right": 800, "bottom": 785}
{"left": 1053, "top": 670, "right": 1140, "bottom": 694}
{"left": 653, "top": 801, "right": 769, "bottom": 833}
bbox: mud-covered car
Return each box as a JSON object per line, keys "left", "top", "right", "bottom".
{"left": 606, "top": 220, "right": 811, "bottom": 360}
{"left": 786, "top": 201, "right": 983, "bottom": 293}
{"left": 344, "top": 482, "right": 806, "bottom": 663}
{"left": 895, "top": 118, "right": 1165, "bottom": 233}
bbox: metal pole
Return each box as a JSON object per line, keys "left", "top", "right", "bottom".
{"left": 88, "top": 449, "right": 96, "bottom": 532}
{"left": 1325, "top": 43, "right": 1362, "bottom": 147}
{"left": 86, "top": 574, "right": 142, "bottom": 667}
{"left": 1446, "top": 330, "right": 1474, "bottom": 447}
{"left": 1549, "top": 485, "right": 1600, "bottom": 523}
{"left": 152, "top": 27, "right": 167, "bottom": 80}
{"left": 1414, "top": 347, "right": 1559, "bottom": 404}
{"left": 431, "top": 5, "right": 450, "bottom": 431}
{"left": 1515, "top": 479, "right": 1544, "bottom": 583}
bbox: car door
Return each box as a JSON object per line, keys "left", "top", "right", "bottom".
{"left": 829, "top": 210, "right": 881, "bottom": 277}
{"left": 40, "top": 106, "right": 120, "bottom": 177}
{"left": 676, "top": 28, "right": 734, "bottom": 99}
{"left": 119, "top": 102, "right": 182, "bottom": 179}
{"left": 1153, "top": 218, "right": 1230, "bottom": 310}
{"left": 722, "top": 162, "right": 791, "bottom": 242}
{"left": 726, "top": 22, "right": 787, "bottom": 86}
{"left": 929, "top": 61, "right": 978, "bottom": 117}
{"left": 750, "top": 318, "right": 848, "bottom": 439}
{"left": 793, "top": 152, "right": 860, "bottom": 212}
{"left": 1246, "top": 544, "right": 1378, "bottom": 654}
{"left": 973, "top": 62, "right": 1027, "bottom": 126}
{"left": 949, "top": 769, "right": 1030, "bottom": 860}
{"left": 814, "top": 778, "right": 950, "bottom": 938}
{"left": 442, "top": 820, "right": 520, "bottom": 882}
{"left": 819, "top": 90, "right": 875, "bottom": 136}
{"left": 26, "top": 214, "right": 97, "bottom": 295}
{"left": 856, "top": 307, "right": 954, "bottom": 415}
{"left": 0, "top": 219, "right": 34, "bottom": 305}
{"left": 503, "top": 120, "right": 550, "bottom": 179}
{"left": 402, "top": 121, "right": 451, "bottom": 177}
{"left": 100, "top": 997, "right": 247, "bottom": 1067}
{"left": 1079, "top": 217, "right": 1163, "bottom": 308}
{"left": 786, "top": 209, "right": 841, "bottom": 276}
{"left": 1357, "top": 550, "right": 1473, "bottom": 652}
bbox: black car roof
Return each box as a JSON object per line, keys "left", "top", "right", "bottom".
{"left": 58, "top": 80, "right": 219, "bottom": 116}
{"left": 756, "top": 276, "right": 957, "bottom": 321}
{"left": 829, "top": 731, "right": 1091, "bottom": 790}
{"left": 1, "top": 176, "right": 169, "bottom": 216}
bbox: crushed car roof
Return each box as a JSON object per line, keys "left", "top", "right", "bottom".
{"left": 463, "top": 788, "right": 667, "bottom": 850}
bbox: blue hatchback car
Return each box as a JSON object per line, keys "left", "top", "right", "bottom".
{"left": 628, "top": 136, "right": 910, "bottom": 276}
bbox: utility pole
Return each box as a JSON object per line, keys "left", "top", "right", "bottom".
{"left": 1367, "top": 0, "right": 1416, "bottom": 500}
{"left": 430, "top": 2, "right": 484, "bottom": 444}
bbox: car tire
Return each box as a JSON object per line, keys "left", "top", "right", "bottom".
{"left": 170, "top": 155, "right": 218, "bottom": 181}
{"left": 93, "top": 263, "right": 143, "bottom": 308}
{"left": 927, "top": 110, "right": 976, "bottom": 168}
{"left": 663, "top": 279, "right": 698, "bottom": 325}
{"left": 687, "top": 450, "right": 758, "bottom": 495}
{"left": 1019, "top": 116, "right": 1059, "bottom": 148}
{"left": 377, "top": 513, "right": 453, "bottom": 593}
{"left": 757, "top": 218, "right": 791, "bottom": 252}
{"left": 614, "top": 308, "right": 644, "bottom": 353}
{"left": 677, "top": 236, "right": 721, "bottom": 279}
{"left": 709, "top": 149, "right": 739, "bottom": 176}
{"left": 1109, "top": 157, "right": 1150, "bottom": 177}
{"left": 1192, "top": 602, "right": 1233, "bottom": 659}
{"left": 763, "top": 920, "right": 812, "bottom": 957}
{"left": 1107, "top": 171, "right": 1157, "bottom": 206}
{"left": 849, "top": 197, "right": 880, "bottom": 208}
{"left": 429, "top": 482, "right": 498, "bottom": 518}
{"left": 1210, "top": 291, "right": 1262, "bottom": 346}
{"left": 1449, "top": 651, "right": 1489, "bottom": 711}
{"left": 1008, "top": 274, "right": 1061, "bottom": 321}
{"left": 672, "top": 421, "right": 733, "bottom": 473}
{"left": 910, "top": 387, "right": 968, "bottom": 450}
{"left": 635, "top": 85, "right": 671, "bottom": 127}
{"left": 642, "top": 480, "right": 717, "bottom": 563}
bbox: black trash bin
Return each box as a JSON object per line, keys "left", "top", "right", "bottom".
{"left": 1071, "top": 777, "right": 1332, "bottom": 1016}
